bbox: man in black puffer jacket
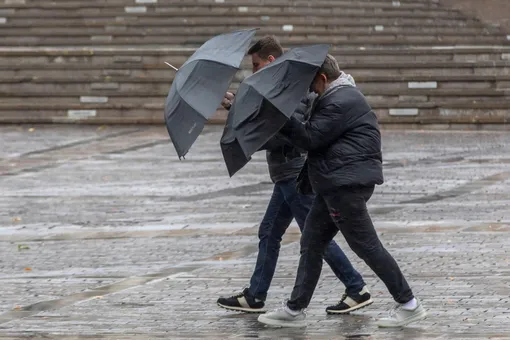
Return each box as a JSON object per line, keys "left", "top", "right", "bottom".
{"left": 217, "top": 37, "right": 372, "bottom": 316}
{"left": 258, "top": 55, "right": 427, "bottom": 328}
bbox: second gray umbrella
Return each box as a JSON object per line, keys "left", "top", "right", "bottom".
{"left": 220, "top": 44, "right": 330, "bottom": 176}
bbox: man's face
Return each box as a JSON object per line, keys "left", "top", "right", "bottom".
{"left": 310, "top": 73, "right": 328, "bottom": 95}
{"left": 251, "top": 53, "right": 274, "bottom": 73}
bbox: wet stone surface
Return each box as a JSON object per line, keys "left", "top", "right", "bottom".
{"left": 1, "top": 124, "right": 510, "bottom": 339}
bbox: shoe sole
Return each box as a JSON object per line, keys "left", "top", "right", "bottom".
{"left": 217, "top": 302, "right": 266, "bottom": 314}
{"left": 258, "top": 314, "right": 307, "bottom": 328}
{"left": 326, "top": 298, "right": 374, "bottom": 315}
{"left": 377, "top": 309, "right": 427, "bottom": 328}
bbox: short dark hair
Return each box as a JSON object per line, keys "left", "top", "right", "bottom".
{"left": 247, "top": 35, "right": 283, "bottom": 59}
{"left": 319, "top": 54, "right": 341, "bottom": 81}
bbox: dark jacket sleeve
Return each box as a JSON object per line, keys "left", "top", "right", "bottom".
{"left": 280, "top": 102, "right": 354, "bottom": 151}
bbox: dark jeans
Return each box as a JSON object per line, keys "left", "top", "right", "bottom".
{"left": 248, "top": 179, "right": 365, "bottom": 301}
{"left": 287, "top": 185, "right": 414, "bottom": 310}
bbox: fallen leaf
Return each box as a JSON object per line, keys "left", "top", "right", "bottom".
{"left": 14, "top": 306, "right": 22, "bottom": 311}
{"left": 18, "top": 245, "right": 30, "bottom": 251}
{"left": 12, "top": 217, "right": 21, "bottom": 222}
{"left": 24, "top": 267, "right": 32, "bottom": 271}
{"left": 449, "top": 277, "right": 455, "bottom": 281}
{"left": 28, "top": 128, "right": 35, "bottom": 132}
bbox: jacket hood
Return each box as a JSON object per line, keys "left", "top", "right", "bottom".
{"left": 320, "top": 72, "right": 356, "bottom": 99}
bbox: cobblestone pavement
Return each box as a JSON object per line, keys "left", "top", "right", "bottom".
{"left": 1, "top": 124, "right": 510, "bottom": 339}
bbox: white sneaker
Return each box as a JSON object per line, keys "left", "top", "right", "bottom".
{"left": 377, "top": 299, "right": 427, "bottom": 328}
{"left": 257, "top": 306, "right": 306, "bottom": 328}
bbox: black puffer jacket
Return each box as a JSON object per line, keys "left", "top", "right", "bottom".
{"left": 280, "top": 85, "right": 383, "bottom": 194}
{"left": 260, "top": 92, "right": 316, "bottom": 183}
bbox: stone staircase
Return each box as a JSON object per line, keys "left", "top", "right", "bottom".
{"left": 0, "top": 0, "right": 509, "bottom": 125}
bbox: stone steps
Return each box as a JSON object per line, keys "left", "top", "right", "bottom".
{"left": 3, "top": 47, "right": 510, "bottom": 75}
{"left": 3, "top": 97, "right": 509, "bottom": 106}
{"left": 3, "top": 46, "right": 509, "bottom": 61}
{"left": 2, "top": 35, "right": 507, "bottom": 47}
{"left": 3, "top": 74, "right": 510, "bottom": 87}
{"left": 1, "top": 91, "right": 509, "bottom": 106}
{"left": 1, "top": 26, "right": 496, "bottom": 35}
{"left": 0, "top": 87, "right": 510, "bottom": 100}
{"left": 0, "top": 12, "right": 466, "bottom": 22}
{"left": 3, "top": 65, "right": 510, "bottom": 78}
{"left": 4, "top": 64, "right": 510, "bottom": 78}
{"left": 1, "top": 47, "right": 510, "bottom": 112}
{"left": 0, "top": 0, "right": 505, "bottom": 47}
{"left": 0, "top": 0, "right": 509, "bottom": 124}
{"left": 0, "top": 5, "right": 464, "bottom": 17}
{"left": 1, "top": 17, "right": 483, "bottom": 28}
{"left": 0, "top": 101, "right": 508, "bottom": 125}
{"left": 0, "top": 0, "right": 443, "bottom": 9}
{"left": 3, "top": 59, "right": 510, "bottom": 68}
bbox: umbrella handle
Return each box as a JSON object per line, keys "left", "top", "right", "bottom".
{"left": 164, "top": 62, "right": 179, "bottom": 71}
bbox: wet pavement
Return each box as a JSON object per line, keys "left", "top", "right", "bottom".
{"left": 1, "top": 124, "right": 510, "bottom": 339}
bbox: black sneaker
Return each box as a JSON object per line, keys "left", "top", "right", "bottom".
{"left": 326, "top": 286, "right": 374, "bottom": 314}
{"left": 217, "top": 288, "right": 266, "bottom": 313}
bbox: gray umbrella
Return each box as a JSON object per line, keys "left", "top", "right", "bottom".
{"left": 164, "top": 28, "right": 257, "bottom": 158}
{"left": 220, "top": 44, "right": 330, "bottom": 176}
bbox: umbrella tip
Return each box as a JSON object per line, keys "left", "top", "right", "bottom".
{"left": 164, "top": 62, "right": 179, "bottom": 71}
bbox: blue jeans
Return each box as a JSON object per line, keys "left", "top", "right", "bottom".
{"left": 248, "top": 179, "right": 366, "bottom": 301}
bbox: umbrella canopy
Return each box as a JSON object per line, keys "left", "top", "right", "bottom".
{"left": 220, "top": 44, "right": 330, "bottom": 176}
{"left": 164, "top": 28, "right": 257, "bottom": 158}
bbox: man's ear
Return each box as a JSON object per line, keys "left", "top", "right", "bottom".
{"left": 267, "top": 55, "right": 276, "bottom": 62}
{"left": 321, "top": 74, "right": 328, "bottom": 83}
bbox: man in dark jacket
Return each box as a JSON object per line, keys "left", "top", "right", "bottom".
{"left": 258, "top": 55, "right": 427, "bottom": 328}
{"left": 217, "top": 36, "right": 372, "bottom": 315}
